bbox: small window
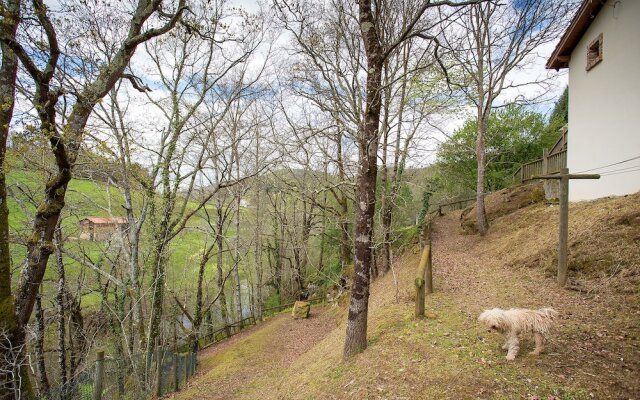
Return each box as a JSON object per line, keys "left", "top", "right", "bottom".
{"left": 586, "top": 33, "right": 603, "bottom": 71}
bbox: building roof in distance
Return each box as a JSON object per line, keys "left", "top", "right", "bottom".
{"left": 81, "top": 216, "right": 128, "bottom": 224}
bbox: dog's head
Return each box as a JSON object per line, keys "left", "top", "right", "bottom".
{"left": 478, "top": 308, "right": 508, "bottom": 333}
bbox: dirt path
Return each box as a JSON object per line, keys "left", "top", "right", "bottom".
{"left": 171, "top": 306, "right": 336, "bottom": 400}
{"left": 169, "top": 209, "right": 638, "bottom": 399}
{"left": 431, "top": 212, "right": 639, "bottom": 398}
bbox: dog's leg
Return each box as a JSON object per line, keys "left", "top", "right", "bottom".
{"left": 530, "top": 333, "right": 545, "bottom": 355}
{"left": 505, "top": 334, "right": 520, "bottom": 361}
{"left": 501, "top": 340, "right": 509, "bottom": 350}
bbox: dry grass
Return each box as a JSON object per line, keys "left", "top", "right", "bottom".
{"left": 461, "top": 182, "right": 546, "bottom": 234}
{"left": 173, "top": 190, "right": 640, "bottom": 399}
{"left": 489, "top": 191, "right": 640, "bottom": 302}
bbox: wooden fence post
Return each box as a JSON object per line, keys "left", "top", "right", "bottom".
{"left": 93, "top": 351, "right": 105, "bottom": 400}
{"left": 535, "top": 168, "right": 599, "bottom": 287}
{"left": 425, "top": 241, "right": 433, "bottom": 295}
{"left": 182, "top": 354, "right": 187, "bottom": 383}
{"left": 424, "top": 220, "right": 433, "bottom": 294}
{"left": 155, "top": 349, "right": 163, "bottom": 398}
{"left": 558, "top": 168, "right": 569, "bottom": 286}
{"left": 173, "top": 351, "right": 179, "bottom": 392}
{"left": 415, "top": 245, "right": 430, "bottom": 318}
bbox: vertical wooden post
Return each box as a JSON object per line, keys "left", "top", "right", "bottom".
{"left": 519, "top": 165, "right": 523, "bottom": 183}
{"left": 537, "top": 169, "right": 598, "bottom": 287}
{"left": 155, "top": 349, "right": 163, "bottom": 398}
{"left": 415, "top": 245, "right": 430, "bottom": 318}
{"left": 182, "top": 354, "right": 187, "bottom": 383}
{"left": 558, "top": 168, "right": 569, "bottom": 286}
{"left": 173, "top": 351, "right": 179, "bottom": 392}
{"left": 425, "top": 241, "right": 433, "bottom": 294}
{"left": 425, "top": 221, "right": 433, "bottom": 294}
{"left": 93, "top": 351, "right": 104, "bottom": 400}
{"left": 542, "top": 149, "right": 549, "bottom": 175}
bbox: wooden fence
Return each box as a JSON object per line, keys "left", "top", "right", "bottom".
{"left": 435, "top": 197, "right": 476, "bottom": 216}
{"left": 72, "top": 298, "right": 326, "bottom": 400}
{"left": 513, "top": 149, "right": 567, "bottom": 183}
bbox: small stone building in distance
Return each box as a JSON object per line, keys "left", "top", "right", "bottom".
{"left": 79, "top": 217, "right": 128, "bottom": 241}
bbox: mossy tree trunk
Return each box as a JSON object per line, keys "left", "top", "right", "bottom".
{"left": 0, "top": 0, "right": 21, "bottom": 396}
{"left": 33, "top": 294, "right": 49, "bottom": 397}
{"left": 1, "top": 0, "right": 187, "bottom": 394}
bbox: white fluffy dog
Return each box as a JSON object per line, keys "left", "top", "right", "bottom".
{"left": 478, "top": 307, "right": 558, "bottom": 361}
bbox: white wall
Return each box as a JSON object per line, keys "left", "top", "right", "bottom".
{"left": 568, "top": 0, "right": 640, "bottom": 201}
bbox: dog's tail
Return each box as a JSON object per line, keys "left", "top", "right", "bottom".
{"left": 539, "top": 307, "right": 559, "bottom": 320}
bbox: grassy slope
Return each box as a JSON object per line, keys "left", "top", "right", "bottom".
{"left": 6, "top": 163, "right": 241, "bottom": 308}
{"left": 182, "top": 190, "right": 639, "bottom": 399}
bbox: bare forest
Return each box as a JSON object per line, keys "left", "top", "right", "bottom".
{"left": 0, "top": 0, "right": 607, "bottom": 399}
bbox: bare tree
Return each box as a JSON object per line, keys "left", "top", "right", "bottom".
{"left": 343, "top": 0, "right": 481, "bottom": 358}
{"left": 441, "top": 0, "right": 571, "bottom": 235}
{"left": 0, "top": 0, "right": 188, "bottom": 392}
{"left": 0, "top": 0, "right": 22, "bottom": 394}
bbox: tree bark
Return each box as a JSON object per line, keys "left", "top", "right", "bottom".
{"left": 216, "top": 204, "right": 231, "bottom": 337}
{"left": 54, "top": 231, "right": 68, "bottom": 397}
{"left": 335, "top": 131, "right": 352, "bottom": 281}
{"left": 254, "top": 187, "right": 263, "bottom": 320}
{"left": 0, "top": 0, "right": 22, "bottom": 396}
{"left": 476, "top": 110, "right": 489, "bottom": 235}
{"left": 344, "top": 0, "right": 383, "bottom": 359}
{"left": 379, "top": 63, "right": 392, "bottom": 277}
{"left": 34, "top": 293, "right": 50, "bottom": 397}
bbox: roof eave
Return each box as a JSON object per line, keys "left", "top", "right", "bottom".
{"left": 546, "top": 0, "right": 606, "bottom": 70}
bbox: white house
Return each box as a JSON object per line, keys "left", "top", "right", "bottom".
{"left": 547, "top": 0, "right": 640, "bottom": 201}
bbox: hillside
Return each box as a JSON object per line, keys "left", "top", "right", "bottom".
{"left": 5, "top": 158, "right": 244, "bottom": 308}
{"left": 172, "top": 190, "right": 640, "bottom": 399}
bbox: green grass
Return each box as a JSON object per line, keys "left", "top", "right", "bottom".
{"left": 5, "top": 161, "right": 247, "bottom": 311}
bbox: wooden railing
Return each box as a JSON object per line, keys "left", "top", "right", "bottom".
{"left": 435, "top": 197, "right": 476, "bottom": 215}
{"left": 547, "top": 150, "right": 567, "bottom": 174}
{"left": 514, "top": 149, "right": 566, "bottom": 183}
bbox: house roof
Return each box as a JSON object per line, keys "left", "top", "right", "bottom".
{"left": 81, "top": 217, "right": 128, "bottom": 225}
{"left": 546, "top": 0, "right": 606, "bottom": 70}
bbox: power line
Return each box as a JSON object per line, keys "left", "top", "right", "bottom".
{"left": 600, "top": 167, "right": 640, "bottom": 177}
{"left": 596, "top": 164, "right": 640, "bottom": 175}
{"left": 574, "top": 155, "right": 640, "bottom": 174}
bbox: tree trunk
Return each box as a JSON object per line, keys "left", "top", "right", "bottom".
{"left": 381, "top": 51, "right": 408, "bottom": 275}
{"left": 379, "top": 62, "right": 392, "bottom": 276}
{"left": 147, "top": 243, "right": 166, "bottom": 338}
{"left": 254, "top": 191, "right": 263, "bottom": 320}
{"left": 476, "top": 111, "right": 489, "bottom": 236}
{"left": 0, "top": 0, "right": 21, "bottom": 396}
{"left": 55, "top": 231, "right": 68, "bottom": 396}
{"left": 66, "top": 289, "right": 85, "bottom": 377}
{"left": 335, "top": 133, "right": 352, "bottom": 276}
{"left": 233, "top": 194, "right": 242, "bottom": 325}
{"left": 232, "top": 139, "right": 243, "bottom": 325}
{"left": 344, "top": 0, "right": 383, "bottom": 359}
{"left": 34, "top": 293, "right": 50, "bottom": 397}
{"left": 216, "top": 206, "right": 231, "bottom": 337}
